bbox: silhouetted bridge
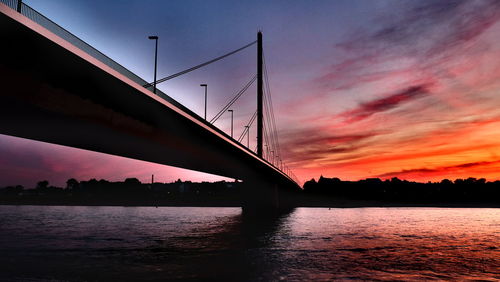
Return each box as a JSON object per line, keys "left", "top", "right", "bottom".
{"left": 0, "top": 1, "right": 300, "bottom": 212}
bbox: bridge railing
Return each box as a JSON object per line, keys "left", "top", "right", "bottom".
{"left": 2, "top": 0, "right": 146, "bottom": 87}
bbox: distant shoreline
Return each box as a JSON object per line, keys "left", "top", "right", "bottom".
{"left": 2, "top": 176, "right": 499, "bottom": 209}
{"left": 1, "top": 201, "right": 499, "bottom": 209}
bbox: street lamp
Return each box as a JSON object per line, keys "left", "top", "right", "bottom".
{"left": 228, "top": 109, "right": 234, "bottom": 138}
{"left": 200, "top": 84, "right": 207, "bottom": 120}
{"left": 148, "top": 35, "right": 158, "bottom": 94}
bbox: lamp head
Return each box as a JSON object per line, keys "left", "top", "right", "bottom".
{"left": 148, "top": 36, "right": 158, "bottom": 40}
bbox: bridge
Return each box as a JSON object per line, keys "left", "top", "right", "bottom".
{"left": 0, "top": 1, "right": 301, "bottom": 213}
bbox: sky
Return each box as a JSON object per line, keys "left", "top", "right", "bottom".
{"left": 2, "top": 0, "right": 500, "bottom": 187}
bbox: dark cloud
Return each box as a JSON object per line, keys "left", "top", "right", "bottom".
{"left": 315, "top": 54, "right": 412, "bottom": 92}
{"left": 280, "top": 129, "right": 379, "bottom": 164}
{"left": 341, "top": 0, "right": 500, "bottom": 57}
{"left": 289, "top": 131, "right": 375, "bottom": 147}
{"left": 376, "top": 160, "right": 500, "bottom": 179}
{"left": 286, "top": 147, "right": 359, "bottom": 164}
{"left": 318, "top": 0, "right": 500, "bottom": 92}
{"left": 339, "top": 85, "right": 429, "bottom": 123}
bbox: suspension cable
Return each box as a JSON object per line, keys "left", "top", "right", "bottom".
{"left": 238, "top": 111, "right": 257, "bottom": 143}
{"left": 144, "top": 41, "right": 257, "bottom": 88}
{"left": 263, "top": 88, "right": 276, "bottom": 163}
{"left": 210, "top": 74, "right": 256, "bottom": 124}
{"left": 263, "top": 61, "right": 277, "bottom": 161}
{"left": 263, "top": 119, "right": 270, "bottom": 160}
{"left": 263, "top": 52, "right": 282, "bottom": 163}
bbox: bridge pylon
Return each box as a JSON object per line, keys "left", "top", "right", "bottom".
{"left": 257, "top": 31, "right": 263, "bottom": 158}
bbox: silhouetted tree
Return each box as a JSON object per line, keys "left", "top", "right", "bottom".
{"left": 303, "top": 178, "right": 317, "bottom": 192}
{"left": 66, "top": 178, "right": 79, "bottom": 190}
{"left": 441, "top": 179, "right": 453, "bottom": 185}
{"left": 124, "top": 178, "right": 141, "bottom": 185}
{"left": 36, "top": 180, "right": 49, "bottom": 190}
{"left": 0, "top": 185, "right": 24, "bottom": 196}
{"left": 300, "top": 176, "right": 500, "bottom": 205}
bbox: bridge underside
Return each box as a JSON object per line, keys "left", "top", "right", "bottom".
{"left": 0, "top": 5, "right": 300, "bottom": 212}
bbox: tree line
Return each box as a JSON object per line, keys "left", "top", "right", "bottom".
{"left": 0, "top": 178, "right": 242, "bottom": 206}
{"left": 302, "top": 176, "right": 500, "bottom": 205}
{"left": 1, "top": 176, "right": 499, "bottom": 207}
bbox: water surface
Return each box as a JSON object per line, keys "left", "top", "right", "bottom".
{"left": 0, "top": 206, "right": 498, "bottom": 281}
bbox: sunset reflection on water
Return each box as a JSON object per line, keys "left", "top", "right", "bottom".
{"left": 0, "top": 206, "right": 498, "bottom": 281}
{"left": 280, "top": 208, "right": 500, "bottom": 280}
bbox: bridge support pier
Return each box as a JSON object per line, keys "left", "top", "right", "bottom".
{"left": 241, "top": 179, "right": 298, "bottom": 216}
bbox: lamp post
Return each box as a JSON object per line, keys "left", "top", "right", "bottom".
{"left": 200, "top": 84, "right": 207, "bottom": 120}
{"left": 228, "top": 109, "right": 234, "bottom": 138}
{"left": 148, "top": 35, "right": 158, "bottom": 94}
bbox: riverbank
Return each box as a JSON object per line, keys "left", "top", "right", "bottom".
{"left": 2, "top": 176, "right": 499, "bottom": 208}
{"left": 1, "top": 198, "right": 499, "bottom": 208}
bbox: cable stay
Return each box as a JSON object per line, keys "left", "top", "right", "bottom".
{"left": 238, "top": 111, "right": 257, "bottom": 143}
{"left": 264, "top": 119, "right": 273, "bottom": 162}
{"left": 263, "top": 68, "right": 277, "bottom": 162}
{"left": 263, "top": 52, "right": 283, "bottom": 167}
{"left": 264, "top": 91, "right": 277, "bottom": 157}
{"left": 144, "top": 40, "right": 257, "bottom": 88}
{"left": 263, "top": 119, "right": 271, "bottom": 160}
{"left": 263, "top": 93, "right": 276, "bottom": 163}
{"left": 265, "top": 59, "right": 279, "bottom": 155}
{"left": 210, "top": 74, "right": 256, "bottom": 124}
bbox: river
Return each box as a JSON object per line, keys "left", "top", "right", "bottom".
{"left": 0, "top": 206, "right": 498, "bottom": 281}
